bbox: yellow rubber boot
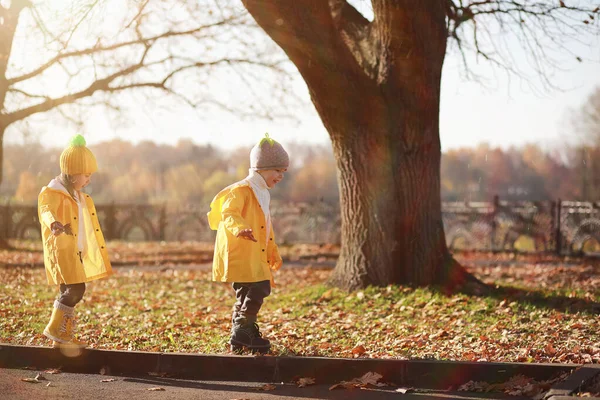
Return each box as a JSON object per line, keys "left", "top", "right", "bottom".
{"left": 61, "top": 312, "right": 87, "bottom": 348}
{"left": 43, "top": 301, "right": 86, "bottom": 348}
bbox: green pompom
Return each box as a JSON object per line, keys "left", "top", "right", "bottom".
{"left": 259, "top": 132, "right": 276, "bottom": 147}
{"left": 70, "top": 134, "right": 87, "bottom": 147}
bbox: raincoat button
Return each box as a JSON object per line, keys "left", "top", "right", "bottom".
{"left": 262, "top": 249, "right": 265, "bottom": 252}
{"left": 96, "top": 229, "right": 99, "bottom": 232}
{"left": 92, "top": 213, "right": 95, "bottom": 215}
{"left": 73, "top": 216, "right": 77, "bottom": 219}
{"left": 261, "top": 226, "right": 264, "bottom": 229}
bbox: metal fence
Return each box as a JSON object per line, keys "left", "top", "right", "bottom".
{"left": 443, "top": 197, "right": 600, "bottom": 255}
{"left": 3, "top": 196, "right": 600, "bottom": 255}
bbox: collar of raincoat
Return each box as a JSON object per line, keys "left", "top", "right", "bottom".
{"left": 46, "top": 178, "right": 78, "bottom": 202}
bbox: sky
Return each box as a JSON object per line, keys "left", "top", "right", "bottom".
{"left": 4, "top": 1, "right": 600, "bottom": 153}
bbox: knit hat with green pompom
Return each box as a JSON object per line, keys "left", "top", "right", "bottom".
{"left": 250, "top": 133, "right": 289, "bottom": 170}
{"left": 59, "top": 134, "right": 98, "bottom": 175}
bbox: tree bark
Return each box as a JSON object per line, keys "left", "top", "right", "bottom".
{"left": 243, "top": 0, "right": 479, "bottom": 291}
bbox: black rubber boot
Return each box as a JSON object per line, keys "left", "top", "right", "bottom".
{"left": 230, "top": 318, "right": 270, "bottom": 353}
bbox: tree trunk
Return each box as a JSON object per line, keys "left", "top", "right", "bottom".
{"left": 242, "top": 0, "right": 482, "bottom": 291}
{"left": 0, "top": 1, "right": 28, "bottom": 189}
{"left": 328, "top": 127, "right": 449, "bottom": 289}
{"left": 0, "top": 125, "right": 9, "bottom": 250}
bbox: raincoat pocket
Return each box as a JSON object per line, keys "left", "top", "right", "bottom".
{"left": 55, "top": 234, "right": 74, "bottom": 250}
{"left": 227, "top": 236, "right": 255, "bottom": 261}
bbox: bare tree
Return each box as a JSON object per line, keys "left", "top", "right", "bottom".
{"left": 240, "top": 0, "right": 600, "bottom": 291}
{"left": 571, "top": 86, "right": 600, "bottom": 145}
{"left": 570, "top": 86, "right": 600, "bottom": 199}
{"left": 0, "top": 0, "right": 293, "bottom": 187}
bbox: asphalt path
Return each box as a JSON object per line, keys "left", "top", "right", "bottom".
{"left": 0, "top": 368, "right": 528, "bottom": 400}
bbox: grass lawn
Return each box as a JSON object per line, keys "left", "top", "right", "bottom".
{"left": 0, "top": 241, "right": 598, "bottom": 363}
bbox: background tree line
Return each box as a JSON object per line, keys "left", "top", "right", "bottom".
{"left": 3, "top": 134, "right": 599, "bottom": 207}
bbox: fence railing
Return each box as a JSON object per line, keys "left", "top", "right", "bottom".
{"left": 3, "top": 196, "right": 600, "bottom": 256}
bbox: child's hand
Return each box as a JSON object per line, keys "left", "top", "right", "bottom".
{"left": 51, "top": 221, "right": 66, "bottom": 236}
{"left": 63, "top": 223, "right": 73, "bottom": 236}
{"left": 51, "top": 222, "right": 73, "bottom": 236}
{"left": 237, "top": 228, "right": 257, "bottom": 242}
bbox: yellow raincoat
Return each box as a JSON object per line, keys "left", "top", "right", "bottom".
{"left": 207, "top": 182, "right": 282, "bottom": 283}
{"left": 38, "top": 184, "right": 112, "bottom": 285}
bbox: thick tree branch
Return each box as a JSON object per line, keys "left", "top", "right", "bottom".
{"left": 242, "top": 0, "right": 377, "bottom": 141}
{"left": 241, "top": 0, "right": 367, "bottom": 90}
{"left": 370, "top": 1, "right": 448, "bottom": 94}
{"left": 328, "top": 0, "right": 379, "bottom": 78}
{"left": 4, "top": 61, "right": 148, "bottom": 124}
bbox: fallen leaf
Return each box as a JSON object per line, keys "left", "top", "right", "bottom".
{"left": 44, "top": 369, "right": 61, "bottom": 374}
{"left": 352, "top": 345, "right": 366, "bottom": 357}
{"left": 318, "top": 289, "right": 335, "bottom": 302}
{"left": 296, "top": 377, "right": 315, "bottom": 387}
{"left": 396, "top": 387, "right": 414, "bottom": 393}
{"left": 254, "top": 384, "right": 276, "bottom": 391}
{"left": 329, "top": 371, "right": 385, "bottom": 390}
{"left": 34, "top": 373, "right": 47, "bottom": 381}
{"left": 101, "top": 378, "right": 116, "bottom": 382}
{"left": 359, "top": 372, "right": 386, "bottom": 386}
{"left": 21, "top": 378, "right": 39, "bottom": 383}
{"left": 147, "top": 387, "right": 165, "bottom": 391}
{"left": 46, "top": 382, "right": 52, "bottom": 387}
{"left": 329, "top": 382, "right": 356, "bottom": 390}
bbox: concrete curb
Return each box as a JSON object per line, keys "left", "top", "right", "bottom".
{"left": 1, "top": 344, "right": 597, "bottom": 394}
{"left": 544, "top": 364, "right": 600, "bottom": 399}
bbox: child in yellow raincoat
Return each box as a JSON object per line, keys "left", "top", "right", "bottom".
{"left": 207, "top": 134, "right": 288, "bottom": 353}
{"left": 38, "top": 135, "right": 112, "bottom": 348}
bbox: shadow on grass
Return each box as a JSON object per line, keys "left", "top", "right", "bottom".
{"left": 459, "top": 281, "right": 600, "bottom": 315}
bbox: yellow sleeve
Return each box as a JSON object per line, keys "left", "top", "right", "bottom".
{"left": 221, "top": 188, "right": 251, "bottom": 237}
{"left": 38, "top": 190, "right": 58, "bottom": 229}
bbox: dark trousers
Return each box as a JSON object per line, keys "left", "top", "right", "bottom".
{"left": 232, "top": 280, "right": 271, "bottom": 324}
{"left": 58, "top": 283, "right": 86, "bottom": 307}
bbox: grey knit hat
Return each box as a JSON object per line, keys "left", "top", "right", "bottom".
{"left": 250, "top": 133, "right": 289, "bottom": 170}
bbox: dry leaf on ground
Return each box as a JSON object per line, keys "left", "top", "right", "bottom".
{"left": 329, "top": 372, "right": 386, "bottom": 390}
{"left": 295, "top": 377, "right": 316, "bottom": 387}
{"left": 44, "top": 369, "right": 61, "bottom": 374}
{"left": 147, "top": 387, "right": 166, "bottom": 391}
{"left": 352, "top": 345, "right": 367, "bottom": 357}
{"left": 254, "top": 384, "right": 277, "bottom": 391}
{"left": 101, "top": 378, "right": 116, "bottom": 382}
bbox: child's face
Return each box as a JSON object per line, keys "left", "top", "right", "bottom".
{"left": 72, "top": 173, "right": 92, "bottom": 190}
{"left": 259, "top": 169, "right": 286, "bottom": 188}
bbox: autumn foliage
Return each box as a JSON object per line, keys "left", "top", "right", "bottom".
{"left": 3, "top": 139, "right": 599, "bottom": 207}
